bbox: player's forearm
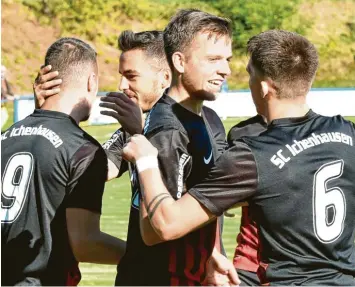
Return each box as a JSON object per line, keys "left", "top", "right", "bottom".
{"left": 138, "top": 168, "right": 183, "bottom": 241}
{"left": 139, "top": 200, "right": 164, "bottom": 246}
{"left": 72, "top": 232, "right": 126, "bottom": 265}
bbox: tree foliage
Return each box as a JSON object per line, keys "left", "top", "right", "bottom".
{"left": 11, "top": 0, "right": 355, "bottom": 88}
{"left": 207, "top": 0, "right": 312, "bottom": 54}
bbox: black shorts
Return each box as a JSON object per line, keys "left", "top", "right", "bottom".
{"left": 237, "top": 269, "right": 260, "bottom": 286}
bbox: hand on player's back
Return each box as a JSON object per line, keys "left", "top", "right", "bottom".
{"left": 33, "top": 65, "right": 62, "bottom": 108}
{"left": 122, "top": 135, "right": 158, "bottom": 164}
{"left": 100, "top": 92, "right": 143, "bottom": 135}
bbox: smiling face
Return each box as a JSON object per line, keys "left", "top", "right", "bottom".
{"left": 181, "top": 32, "right": 232, "bottom": 101}
{"left": 118, "top": 49, "right": 164, "bottom": 112}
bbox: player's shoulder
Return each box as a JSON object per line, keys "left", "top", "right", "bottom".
{"left": 32, "top": 109, "right": 103, "bottom": 152}
{"left": 227, "top": 115, "right": 267, "bottom": 143}
{"left": 143, "top": 94, "right": 187, "bottom": 137}
{"left": 232, "top": 114, "right": 265, "bottom": 130}
{"left": 312, "top": 113, "right": 355, "bottom": 134}
{"left": 327, "top": 114, "right": 354, "bottom": 126}
{"left": 202, "top": 105, "right": 221, "bottom": 122}
{"left": 202, "top": 105, "right": 225, "bottom": 131}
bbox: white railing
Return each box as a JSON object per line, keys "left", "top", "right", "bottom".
{"left": 9, "top": 88, "right": 355, "bottom": 125}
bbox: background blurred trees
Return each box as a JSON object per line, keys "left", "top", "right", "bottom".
{"left": 2, "top": 0, "right": 355, "bottom": 91}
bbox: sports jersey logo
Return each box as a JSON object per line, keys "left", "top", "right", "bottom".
{"left": 177, "top": 153, "right": 190, "bottom": 199}
{"left": 2, "top": 125, "right": 63, "bottom": 148}
{"left": 102, "top": 130, "right": 121, "bottom": 150}
{"left": 203, "top": 150, "right": 213, "bottom": 164}
{"left": 271, "top": 132, "right": 353, "bottom": 169}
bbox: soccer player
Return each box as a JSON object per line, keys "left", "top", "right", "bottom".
{"left": 33, "top": 29, "right": 235, "bottom": 285}
{"left": 100, "top": 30, "right": 172, "bottom": 180}
{"left": 107, "top": 12, "right": 236, "bottom": 285}
{"left": 1, "top": 38, "right": 126, "bottom": 286}
{"left": 123, "top": 30, "right": 355, "bottom": 285}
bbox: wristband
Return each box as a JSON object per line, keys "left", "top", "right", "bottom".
{"left": 136, "top": 156, "right": 159, "bottom": 173}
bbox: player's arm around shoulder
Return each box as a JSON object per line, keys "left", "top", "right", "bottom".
{"left": 66, "top": 145, "right": 126, "bottom": 264}
{"left": 140, "top": 166, "right": 214, "bottom": 242}
{"left": 123, "top": 135, "right": 258, "bottom": 241}
{"left": 135, "top": 128, "right": 197, "bottom": 243}
{"left": 124, "top": 134, "right": 215, "bottom": 242}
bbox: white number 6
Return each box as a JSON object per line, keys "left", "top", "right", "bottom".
{"left": 1, "top": 153, "right": 34, "bottom": 223}
{"left": 313, "top": 159, "right": 346, "bottom": 244}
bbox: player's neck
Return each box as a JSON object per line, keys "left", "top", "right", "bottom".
{"left": 167, "top": 84, "right": 204, "bottom": 115}
{"left": 266, "top": 97, "right": 310, "bottom": 123}
{"left": 40, "top": 91, "right": 88, "bottom": 124}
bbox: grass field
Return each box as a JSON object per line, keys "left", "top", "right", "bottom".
{"left": 2, "top": 103, "right": 355, "bottom": 285}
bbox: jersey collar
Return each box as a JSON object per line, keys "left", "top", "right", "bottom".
{"left": 160, "top": 89, "right": 205, "bottom": 120}
{"left": 32, "top": 109, "right": 78, "bottom": 124}
{"left": 269, "top": 109, "right": 318, "bottom": 127}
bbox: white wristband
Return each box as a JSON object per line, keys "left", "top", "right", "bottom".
{"left": 136, "top": 156, "right": 159, "bottom": 173}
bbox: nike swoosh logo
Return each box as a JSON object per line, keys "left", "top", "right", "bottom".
{"left": 204, "top": 151, "right": 213, "bottom": 164}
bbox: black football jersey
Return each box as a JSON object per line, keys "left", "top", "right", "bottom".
{"left": 112, "top": 92, "right": 227, "bottom": 286}
{"left": 1, "top": 109, "right": 107, "bottom": 286}
{"left": 190, "top": 110, "right": 355, "bottom": 285}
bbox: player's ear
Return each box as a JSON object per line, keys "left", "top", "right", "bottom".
{"left": 264, "top": 79, "right": 278, "bottom": 99}
{"left": 87, "top": 72, "right": 98, "bottom": 93}
{"left": 260, "top": 81, "right": 269, "bottom": 98}
{"left": 172, "top": 52, "right": 185, "bottom": 74}
{"left": 160, "top": 68, "right": 171, "bottom": 89}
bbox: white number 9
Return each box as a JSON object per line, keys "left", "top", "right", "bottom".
{"left": 1, "top": 153, "right": 34, "bottom": 223}
{"left": 313, "top": 159, "right": 346, "bottom": 243}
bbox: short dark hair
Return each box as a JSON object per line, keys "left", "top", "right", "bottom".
{"left": 247, "top": 30, "right": 319, "bottom": 99}
{"left": 118, "top": 30, "right": 168, "bottom": 70}
{"left": 164, "top": 9, "right": 232, "bottom": 71}
{"left": 45, "top": 37, "right": 97, "bottom": 86}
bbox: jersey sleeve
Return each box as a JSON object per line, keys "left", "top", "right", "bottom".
{"left": 227, "top": 115, "right": 267, "bottom": 145}
{"left": 188, "top": 141, "right": 258, "bottom": 216}
{"left": 147, "top": 129, "right": 192, "bottom": 198}
{"left": 102, "top": 128, "right": 128, "bottom": 177}
{"left": 66, "top": 144, "right": 107, "bottom": 214}
{"left": 227, "top": 125, "right": 245, "bottom": 144}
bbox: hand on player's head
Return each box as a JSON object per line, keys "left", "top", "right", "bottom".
{"left": 100, "top": 92, "right": 143, "bottom": 135}
{"left": 122, "top": 135, "right": 158, "bottom": 164}
{"left": 33, "top": 65, "right": 62, "bottom": 108}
